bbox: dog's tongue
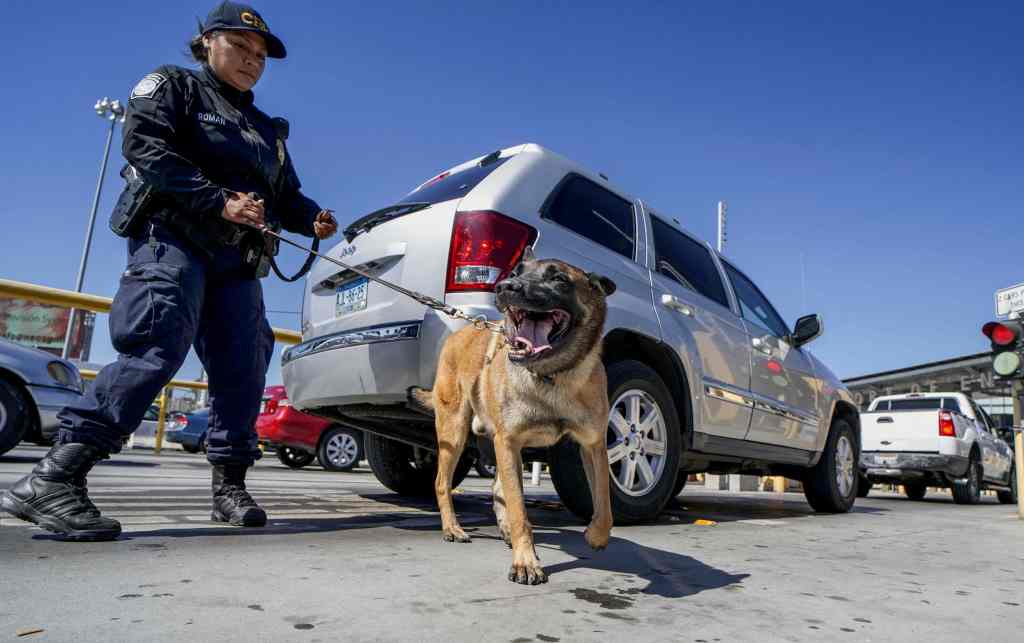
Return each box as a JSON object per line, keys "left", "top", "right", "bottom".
{"left": 516, "top": 317, "right": 554, "bottom": 354}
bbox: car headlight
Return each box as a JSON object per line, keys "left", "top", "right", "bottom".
{"left": 47, "top": 361, "right": 83, "bottom": 392}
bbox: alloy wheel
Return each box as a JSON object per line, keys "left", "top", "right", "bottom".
{"left": 607, "top": 389, "right": 668, "bottom": 497}
{"left": 325, "top": 432, "right": 360, "bottom": 468}
{"left": 835, "top": 435, "right": 855, "bottom": 498}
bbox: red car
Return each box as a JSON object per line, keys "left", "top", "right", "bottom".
{"left": 256, "top": 385, "right": 364, "bottom": 472}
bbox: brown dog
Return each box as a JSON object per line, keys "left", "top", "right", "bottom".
{"left": 410, "top": 247, "right": 617, "bottom": 585}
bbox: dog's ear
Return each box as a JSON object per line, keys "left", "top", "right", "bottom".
{"left": 588, "top": 273, "right": 617, "bottom": 297}
{"left": 520, "top": 245, "right": 536, "bottom": 263}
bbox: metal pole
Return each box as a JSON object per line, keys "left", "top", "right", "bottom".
{"left": 154, "top": 386, "right": 169, "bottom": 455}
{"left": 716, "top": 201, "right": 727, "bottom": 253}
{"left": 1013, "top": 381, "right": 1023, "bottom": 520}
{"left": 62, "top": 118, "right": 116, "bottom": 359}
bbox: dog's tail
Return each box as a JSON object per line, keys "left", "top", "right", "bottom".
{"left": 407, "top": 386, "right": 435, "bottom": 414}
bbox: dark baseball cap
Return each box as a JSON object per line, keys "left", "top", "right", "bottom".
{"left": 202, "top": 1, "right": 286, "bottom": 59}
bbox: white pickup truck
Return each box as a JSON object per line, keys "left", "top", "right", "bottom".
{"left": 859, "top": 392, "right": 1016, "bottom": 504}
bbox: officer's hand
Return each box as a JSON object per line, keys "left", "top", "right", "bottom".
{"left": 313, "top": 210, "right": 338, "bottom": 240}
{"left": 223, "top": 191, "right": 266, "bottom": 229}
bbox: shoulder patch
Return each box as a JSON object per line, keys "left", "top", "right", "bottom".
{"left": 130, "top": 73, "right": 167, "bottom": 100}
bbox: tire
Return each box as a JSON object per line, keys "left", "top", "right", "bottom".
{"left": 671, "top": 472, "right": 687, "bottom": 497}
{"left": 903, "top": 481, "right": 927, "bottom": 501}
{"left": 856, "top": 474, "right": 872, "bottom": 498}
{"left": 364, "top": 432, "right": 471, "bottom": 497}
{"left": 277, "top": 446, "right": 315, "bottom": 469}
{"left": 0, "top": 380, "right": 31, "bottom": 457}
{"left": 474, "top": 458, "right": 496, "bottom": 478}
{"left": 952, "top": 453, "right": 982, "bottom": 505}
{"left": 182, "top": 444, "right": 200, "bottom": 454}
{"left": 549, "top": 360, "right": 681, "bottom": 524}
{"left": 997, "top": 466, "right": 1018, "bottom": 505}
{"left": 802, "top": 417, "right": 858, "bottom": 513}
{"left": 318, "top": 427, "right": 363, "bottom": 472}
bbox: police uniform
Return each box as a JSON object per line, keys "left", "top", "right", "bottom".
{"left": 57, "top": 60, "right": 321, "bottom": 465}
{"left": 0, "top": 1, "right": 321, "bottom": 540}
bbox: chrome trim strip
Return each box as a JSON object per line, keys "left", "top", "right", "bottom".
{"left": 704, "top": 385, "right": 754, "bottom": 408}
{"left": 704, "top": 384, "right": 819, "bottom": 426}
{"left": 282, "top": 322, "right": 421, "bottom": 365}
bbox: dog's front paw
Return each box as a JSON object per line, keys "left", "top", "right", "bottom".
{"left": 442, "top": 526, "right": 472, "bottom": 543}
{"left": 508, "top": 560, "right": 547, "bottom": 585}
{"left": 584, "top": 524, "right": 610, "bottom": 551}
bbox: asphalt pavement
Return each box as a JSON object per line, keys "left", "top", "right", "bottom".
{"left": 1, "top": 445, "right": 1021, "bottom": 642}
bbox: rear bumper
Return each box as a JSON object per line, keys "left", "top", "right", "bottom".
{"left": 861, "top": 452, "right": 970, "bottom": 480}
{"left": 26, "top": 384, "right": 83, "bottom": 440}
{"left": 283, "top": 305, "right": 495, "bottom": 410}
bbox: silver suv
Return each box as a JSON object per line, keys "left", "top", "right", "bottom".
{"left": 283, "top": 143, "right": 860, "bottom": 519}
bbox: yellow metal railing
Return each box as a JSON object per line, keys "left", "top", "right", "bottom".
{"left": 3, "top": 278, "right": 302, "bottom": 453}
{"left": 0, "top": 278, "right": 302, "bottom": 344}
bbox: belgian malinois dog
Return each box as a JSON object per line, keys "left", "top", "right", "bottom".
{"left": 409, "top": 247, "right": 617, "bottom": 585}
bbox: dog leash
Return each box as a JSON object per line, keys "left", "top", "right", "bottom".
{"left": 260, "top": 226, "right": 508, "bottom": 341}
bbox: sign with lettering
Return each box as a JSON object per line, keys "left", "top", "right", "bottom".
{"left": 996, "top": 282, "right": 1024, "bottom": 317}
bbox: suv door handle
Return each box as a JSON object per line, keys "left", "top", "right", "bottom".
{"left": 660, "top": 294, "right": 692, "bottom": 316}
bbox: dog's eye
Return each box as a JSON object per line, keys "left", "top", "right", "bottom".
{"left": 552, "top": 273, "right": 571, "bottom": 284}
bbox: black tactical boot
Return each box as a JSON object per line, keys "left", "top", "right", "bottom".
{"left": 211, "top": 464, "right": 267, "bottom": 527}
{"left": 0, "top": 443, "right": 122, "bottom": 541}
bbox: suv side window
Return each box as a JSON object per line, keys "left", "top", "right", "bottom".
{"left": 650, "top": 217, "right": 729, "bottom": 308}
{"left": 542, "top": 175, "right": 635, "bottom": 258}
{"left": 722, "top": 260, "right": 790, "bottom": 339}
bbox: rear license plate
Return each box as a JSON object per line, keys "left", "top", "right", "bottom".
{"left": 336, "top": 277, "right": 369, "bottom": 316}
{"left": 878, "top": 454, "right": 898, "bottom": 465}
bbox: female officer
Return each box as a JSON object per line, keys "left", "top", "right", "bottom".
{"left": 0, "top": 1, "right": 337, "bottom": 541}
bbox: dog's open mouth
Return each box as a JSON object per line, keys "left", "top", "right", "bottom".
{"left": 504, "top": 307, "right": 572, "bottom": 361}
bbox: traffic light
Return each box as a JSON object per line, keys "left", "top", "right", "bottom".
{"left": 982, "top": 320, "right": 1024, "bottom": 380}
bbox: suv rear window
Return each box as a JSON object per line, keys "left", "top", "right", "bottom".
{"left": 542, "top": 175, "right": 635, "bottom": 258}
{"left": 399, "top": 156, "right": 510, "bottom": 206}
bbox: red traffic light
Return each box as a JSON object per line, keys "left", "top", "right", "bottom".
{"left": 982, "top": 321, "right": 1019, "bottom": 346}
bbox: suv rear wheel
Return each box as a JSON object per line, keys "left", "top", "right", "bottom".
{"left": 365, "top": 432, "right": 471, "bottom": 497}
{"left": 0, "top": 380, "right": 31, "bottom": 457}
{"left": 802, "top": 417, "right": 858, "bottom": 513}
{"left": 549, "top": 361, "right": 681, "bottom": 524}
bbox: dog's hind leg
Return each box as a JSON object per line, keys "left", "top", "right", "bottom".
{"left": 580, "top": 437, "right": 613, "bottom": 551}
{"left": 494, "top": 432, "right": 547, "bottom": 585}
{"left": 434, "top": 400, "right": 473, "bottom": 543}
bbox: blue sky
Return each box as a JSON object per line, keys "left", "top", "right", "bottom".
{"left": 1, "top": 1, "right": 1021, "bottom": 388}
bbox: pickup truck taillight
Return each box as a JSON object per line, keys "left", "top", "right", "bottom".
{"left": 938, "top": 411, "right": 956, "bottom": 437}
{"left": 445, "top": 211, "right": 537, "bottom": 293}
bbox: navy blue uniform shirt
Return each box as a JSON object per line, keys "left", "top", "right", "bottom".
{"left": 123, "top": 64, "right": 320, "bottom": 239}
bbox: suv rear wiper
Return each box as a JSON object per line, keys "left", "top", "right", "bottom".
{"left": 343, "top": 202, "right": 431, "bottom": 242}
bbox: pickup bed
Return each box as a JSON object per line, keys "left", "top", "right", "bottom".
{"left": 860, "top": 393, "right": 1016, "bottom": 504}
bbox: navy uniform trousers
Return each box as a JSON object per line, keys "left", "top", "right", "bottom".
{"left": 57, "top": 223, "right": 274, "bottom": 466}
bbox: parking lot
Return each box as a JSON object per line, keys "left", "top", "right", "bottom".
{"left": 1, "top": 445, "right": 1020, "bottom": 642}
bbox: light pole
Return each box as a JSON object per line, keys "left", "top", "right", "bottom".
{"left": 63, "top": 98, "right": 126, "bottom": 360}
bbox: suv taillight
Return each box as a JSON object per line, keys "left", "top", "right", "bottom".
{"left": 169, "top": 414, "right": 188, "bottom": 431}
{"left": 445, "top": 211, "right": 537, "bottom": 293}
{"left": 938, "top": 411, "right": 956, "bottom": 437}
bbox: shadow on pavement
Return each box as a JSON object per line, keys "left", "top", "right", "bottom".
{"left": 538, "top": 530, "right": 749, "bottom": 599}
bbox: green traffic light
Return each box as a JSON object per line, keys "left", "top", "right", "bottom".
{"left": 993, "top": 351, "right": 1022, "bottom": 376}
